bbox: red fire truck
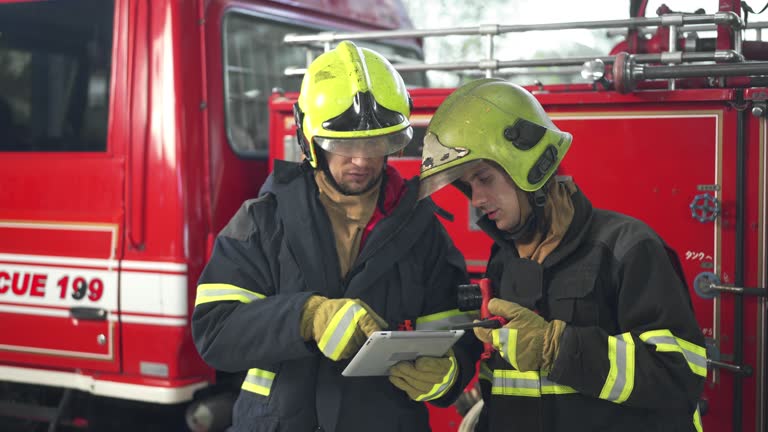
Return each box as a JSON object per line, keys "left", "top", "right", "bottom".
{"left": 269, "top": 1, "right": 768, "bottom": 431}
{"left": 0, "top": 0, "right": 425, "bottom": 430}
{"left": 2, "top": 0, "right": 768, "bottom": 430}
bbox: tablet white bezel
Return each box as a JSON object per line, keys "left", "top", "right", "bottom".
{"left": 341, "top": 330, "right": 465, "bottom": 377}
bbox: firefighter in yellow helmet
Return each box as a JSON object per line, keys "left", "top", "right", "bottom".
{"left": 192, "top": 41, "right": 480, "bottom": 432}
{"left": 419, "top": 79, "right": 707, "bottom": 432}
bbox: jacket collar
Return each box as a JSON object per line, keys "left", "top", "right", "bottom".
{"left": 479, "top": 184, "right": 594, "bottom": 269}
{"left": 269, "top": 161, "right": 437, "bottom": 298}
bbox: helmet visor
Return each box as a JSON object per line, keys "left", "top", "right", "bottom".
{"left": 418, "top": 159, "right": 481, "bottom": 200}
{"left": 418, "top": 132, "right": 475, "bottom": 200}
{"left": 314, "top": 127, "right": 413, "bottom": 158}
{"left": 419, "top": 132, "right": 471, "bottom": 173}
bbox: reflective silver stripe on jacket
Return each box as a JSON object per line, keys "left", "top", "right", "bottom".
{"left": 241, "top": 368, "right": 276, "bottom": 396}
{"left": 491, "top": 370, "right": 540, "bottom": 396}
{"left": 490, "top": 369, "right": 577, "bottom": 397}
{"left": 599, "top": 332, "right": 635, "bottom": 403}
{"left": 639, "top": 329, "right": 707, "bottom": 377}
{"left": 195, "top": 283, "right": 267, "bottom": 306}
{"left": 317, "top": 301, "right": 366, "bottom": 360}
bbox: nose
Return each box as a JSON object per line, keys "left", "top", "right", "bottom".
{"left": 350, "top": 156, "right": 372, "bottom": 167}
{"left": 470, "top": 186, "right": 486, "bottom": 208}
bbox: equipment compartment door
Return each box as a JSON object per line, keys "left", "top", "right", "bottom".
{"left": 551, "top": 94, "right": 757, "bottom": 432}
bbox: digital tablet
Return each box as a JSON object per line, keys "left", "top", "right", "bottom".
{"left": 341, "top": 330, "right": 465, "bottom": 377}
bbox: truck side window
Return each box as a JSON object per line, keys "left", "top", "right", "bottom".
{"left": 222, "top": 12, "right": 425, "bottom": 159}
{"left": 0, "top": 0, "right": 113, "bottom": 152}
{"left": 223, "top": 13, "right": 309, "bottom": 158}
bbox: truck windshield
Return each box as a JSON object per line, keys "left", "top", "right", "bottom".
{"left": 0, "top": 0, "right": 113, "bottom": 152}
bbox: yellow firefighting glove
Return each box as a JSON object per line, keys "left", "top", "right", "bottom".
{"left": 300, "top": 295, "right": 388, "bottom": 361}
{"left": 474, "top": 298, "right": 566, "bottom": 372}
{"left": 388, "top": 349, "right": 458, "bottom": 402}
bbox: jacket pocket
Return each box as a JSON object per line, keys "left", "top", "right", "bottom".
{"left": 547, "top": 271, "right": 599, "bottom": 325}
{"left": 498, "top": 258, "right": 544, "bottom": 310}
{"left": 228, "top": 416, "right": 278, "bottom": 432}
{"left": 230, "top": 390, "right": 279, "bottom": 432}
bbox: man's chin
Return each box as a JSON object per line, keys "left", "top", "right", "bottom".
{"left": 339, "top": 184, "right": 367, "bottom": 195}
{"left": 496, "top": 220, "right": 513, "bottom": 232}
{"left": 339, "top": 178, "right": 378, "bottom": 195}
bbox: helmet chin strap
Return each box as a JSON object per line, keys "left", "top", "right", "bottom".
{"left": 503, "top": 184, "right": 549, "bottom": 241}
{"left": 530, "top": 187, "right": 550, "bottom": 235}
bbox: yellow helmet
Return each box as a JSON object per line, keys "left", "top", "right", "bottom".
{"left": 294, "top": 40, "right": 413, "bottom": 167}
{"left": 419, "top": 78, "right": 572, "bottom": 199}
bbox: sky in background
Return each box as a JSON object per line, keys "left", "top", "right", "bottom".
{"left": 399, "top": 0, "right": 768, "bottom": 86}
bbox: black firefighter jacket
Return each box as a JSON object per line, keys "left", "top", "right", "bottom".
{"left": 192, "top": 160, "right": 481, "bottom": 432}
{"left": 476, "top": 183, "right": 707, "bottom": 432}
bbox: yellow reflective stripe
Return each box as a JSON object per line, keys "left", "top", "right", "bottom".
{"left": 540, "top": 372, "right": 578, "bottom": 395}
{"left": 479, "top": 361, "right": 493, "bottom": 382}
{"left": 599, "top": 332, "right": 635, "bottom": 404}
{"left": 693, "top": 406, "right": 703, "bottom": 432}
{"left": 622, "top": 333, "right": 636, "bottom": 403}
{"left": 415, "top": 353, "right": 458, "bottom": 401}
{"left": 241, "top": 368, "right": 276, "bottom": 396}
{"left": 317, "top": 301, "right": 366, "bottom": 360}
{"left": 194, "top": 283, "right": 266, "bottom": 306}
{"left": 415, "top": 309, "right": 476, "bottom": 330}
{"left": 489, "top": 369, "right": 579, "bottom": 396}
{"left": 640, "top": 329, "right": 708, "bottom": 377}
{"left": 491, "top": 369, "right": 541, "bottom": 397}
{"left": 540, "top": 383, "right": 578, "bottom": 395}
{"left": 493, "top": 328, "right": 519, "bottom": 369}
{"left": 600, "top": 336, "right": 618, "bottom": 399}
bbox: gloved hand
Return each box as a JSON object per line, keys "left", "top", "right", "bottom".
{"left": 300, "top": 295, "right": 387, "bottom": 361}
{"left": 474, "top": 298, "right": 566, "bottom": 372}
{"left": 388, "top": 350, "right": 458, "bottom": 402}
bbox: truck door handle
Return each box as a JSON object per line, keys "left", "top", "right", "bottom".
{"left": 693, "top": 272, "right": 768, "bottom": 299}
{"left": 707, "top": 359, "right": 753, "bottom": 376}
{"left": 70, "top": 307, "right": 108, "bottom": 321}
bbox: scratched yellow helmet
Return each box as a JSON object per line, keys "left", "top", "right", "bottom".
{"left": 294, "top": 40, "right": 413, "bottom": 167}
{"left": 418, "top": 78, "right": 572, "bottom": 199}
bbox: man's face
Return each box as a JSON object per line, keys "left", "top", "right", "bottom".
{"left": 459, "top": 161, "right": 522, "bottom": 232}
{"left": 325, "top": 152, "right": 386, "bottom": 195}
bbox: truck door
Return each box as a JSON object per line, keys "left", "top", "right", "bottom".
{"left": 0, "top": 0, "right": 122, "bottom": 374}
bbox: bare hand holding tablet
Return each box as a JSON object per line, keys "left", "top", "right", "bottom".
{"left": 341, "top": 330, "right": 465, "bottom": 377}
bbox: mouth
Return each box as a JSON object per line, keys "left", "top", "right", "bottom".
{"left": 485, "top": 210, "right": 498, "bottom": 220}
{"left": 345, "top": 171, "right": 370, "bottom": 181}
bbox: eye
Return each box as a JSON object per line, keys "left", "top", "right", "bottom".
{"left": 478, "top": 176, "right": 492, "bottom": 185}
